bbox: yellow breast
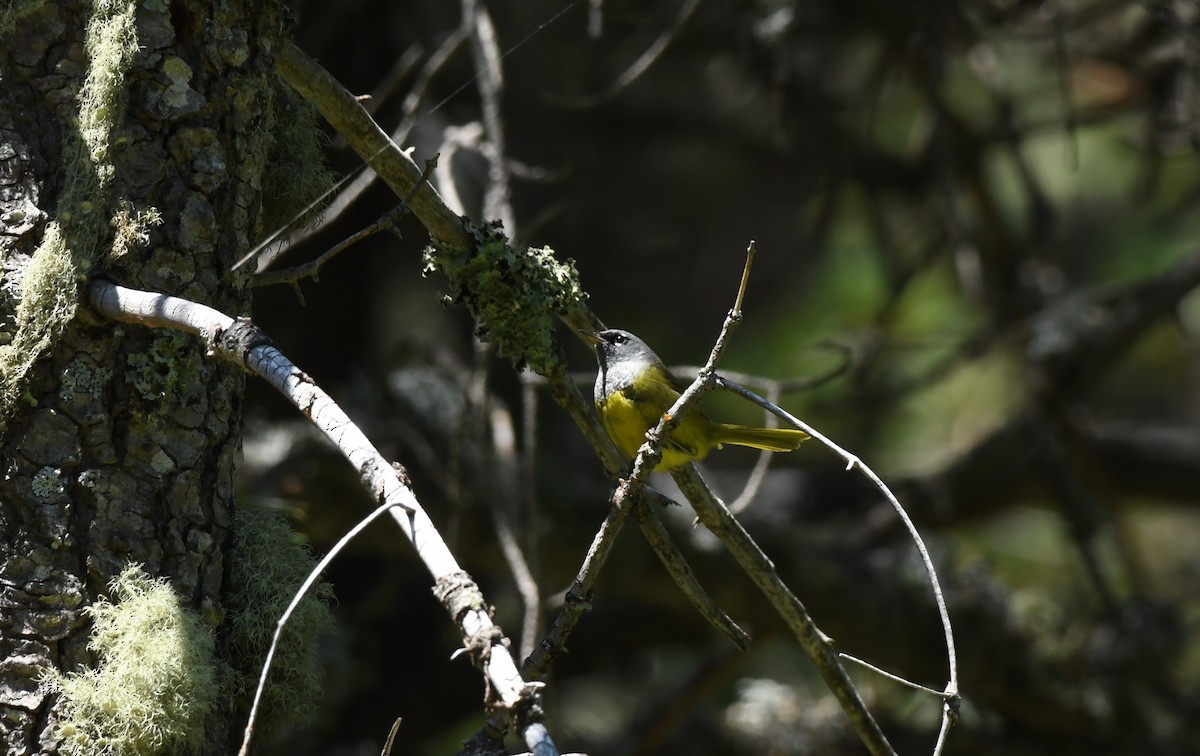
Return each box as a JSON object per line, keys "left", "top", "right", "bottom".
{"left": 597, "top": 386, "right": 714, "bottom": 472}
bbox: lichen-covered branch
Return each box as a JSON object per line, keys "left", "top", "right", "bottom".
{"left": 422, "top": 220, "right": 587, "bottom": 374}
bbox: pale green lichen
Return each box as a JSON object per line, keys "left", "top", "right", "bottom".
{"left": 161, "top": 55, "right": 196, "bottom": 110}
{"left": 125, "top": 330, "right": 202, "bottom": 404}
{"left": 43, "top": 564, "right": 217, "bottom": 756}
{"left": 31, "top": 465, "right": 64, "bottom": 500}
{"left": 162, "top": 54, "right": 191, "bottom": 82}
{"left": 422, "top": 220, "right": 587, "bottom": 373}
{"left": 226, "top": 505, "right": 334, "bottom": 738}
{"left": 109, "top": 200, "right": 163, "bottom": 260}
{"left": 148, "top": 446, "right": 175, "bottom": 475}
{"left": 77, "top": 468, "right": 100, "bottom": 489}
{"left": 59, "top": 358, "right": 113, "bottom": 403}
{"left": 0, "top": 0, "right": 140, "bottom": 433}
{"left": 79, "top": 0, "right": 139, "bottom": 173}
{"left": 1, "top": 222, "right": 78, "bottom": 405}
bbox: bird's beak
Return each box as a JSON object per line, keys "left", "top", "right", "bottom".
{"left": 581, "top": 330, "right": 603, "bottom": 346}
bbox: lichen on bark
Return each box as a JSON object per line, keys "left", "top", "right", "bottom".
{"left": 0, "top": 0, "right": 142, "bottom": 433}
{"left": 41, "top": 564, "right": 218, "bottom": 756}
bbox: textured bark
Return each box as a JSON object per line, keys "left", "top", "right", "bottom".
{"left": 0, "top": 1, "right": 283, "bottom": 752}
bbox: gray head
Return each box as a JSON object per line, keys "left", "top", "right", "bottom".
{"left": 589, "top": 329, "right": 665, "bottom": 400}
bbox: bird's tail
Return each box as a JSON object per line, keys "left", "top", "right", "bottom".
{"left": 713, "top": 424, "right": 809, "bottom": 453}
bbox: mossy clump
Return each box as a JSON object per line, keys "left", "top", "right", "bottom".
{"left": 225, "top": 505, "right": 334, "bottom": 738}
{"left": 0, "top": 223, "right": 78, "bottom": 410}
{"left": 44, "top": 564, "right": 218, "bottom": 756}
{"left": 259, "top": 86, "right": 335, "bottom": 235}
{"left": 0, "top": 0, "right": 140, "bottom": 432}
{"left": 422, "top": 220, "right": 587, "bottom": 373}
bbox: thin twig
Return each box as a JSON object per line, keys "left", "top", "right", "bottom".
{"left": 381, "top": 716, "right": 404, "bottom": 756}
{"left": 733, "top": 241, "right": 754, "bottom": 313}
{"left": 671, "top": 466, "right": 895, "bottom": 756}
{"left": 266, "top": 31, "right": 471, "bottom": 267}
{"left": 231, "top": 160, "right": 373, "bottom": 272}
{"left": 727, "top": 446, "right": 775, "bottom": 515}
{"left": 393, "top": 28, "right": 471, "bottom": 145}
{"left": 433, "top": 122, "right": 486, "bottom": 217}
{"left": 714, "top": 374, "right": 959, "bottom": 752}
{"left": 464, "top": 0, "right": 516, "bottom": 232}
{"left": 728, "top": 381, "right": 783, "bottom": 515}
{"left": 253, "top": 199, "right": 400, "bottom": 291}
{"left": 549, "top": 0, "right": 702, "bottom": 107}
{"left": 521, "top": 495, "right": 625, "bottom": 678}
{"left": 489, "top": 402, "right": 543, "bottom": 662}
{"left": 241, "top": 498, "right": 401, "bottom": 755}
{"left": 252, "top": 159, "right": 438, "bottom": 293}
{"left": 674, "top": 340, "right": 854, "bottom": 396}
{"left": 587, "top": 0, "right": 604, "bottom": 38}
{"left": 838, "top": 652, "right": 948, "bottom": 697}
{"left": 632, "top": 502, "right": 750, "bottom": 651}
{"left": 519, "top": 370, "right": 543, "bottom": 658}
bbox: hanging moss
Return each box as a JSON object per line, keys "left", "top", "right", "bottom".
{"left": 0, "top": 0, "right": 140, "bottom": 432}
{"left": 259, "top": 85, "right": 336, "bottom": 235}
{"left": 225, "top": 505, "right": 335, "bottom": 739}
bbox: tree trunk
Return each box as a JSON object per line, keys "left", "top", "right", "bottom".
{"left": 0, "top": 1, "right": 293, "bottom": 752}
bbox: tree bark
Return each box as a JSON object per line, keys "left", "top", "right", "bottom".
{"left": 0, "top": 1, "right": 288, "bottom": 751}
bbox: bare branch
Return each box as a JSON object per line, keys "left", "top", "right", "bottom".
{"left": 86, "top": 279, "right": 558, "bottom": 755}
{"left": 671, "top": 465, "right": 896, "bottom": 756}
{"left": 264, "top": 31, "right": 471, "bottom": 268}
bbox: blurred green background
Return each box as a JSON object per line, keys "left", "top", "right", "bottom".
{"left": 241, "top": 1, "right": 1200, "bottom": 753}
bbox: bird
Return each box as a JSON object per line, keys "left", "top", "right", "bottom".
{"left": 587, "top": 328, "right": 808, "bottom": 471}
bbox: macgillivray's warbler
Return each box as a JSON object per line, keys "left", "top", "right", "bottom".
{"left": 587, "top": 329, "right": 809, "bottom": 471}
